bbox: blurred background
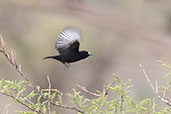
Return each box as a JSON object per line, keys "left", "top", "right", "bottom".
{"left": 0, "top": 0, "right": 171, "bottom": 113}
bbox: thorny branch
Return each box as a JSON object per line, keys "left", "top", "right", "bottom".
{"left": 0, "top": 34, "right": 84, "bottom": 114}
{"left": 139, "top": 64, "right": 171, "bottom": 106}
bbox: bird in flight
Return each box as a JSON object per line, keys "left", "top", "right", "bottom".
{"left": 43, "top": 26, "right": 92, "bottom": 68}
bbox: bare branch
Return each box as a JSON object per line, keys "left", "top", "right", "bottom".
{"left": 73, "top": 89, "right": 81, "bottom": 98}
{"left": 77, "top": 84, "right": 100, "bottom": 97}
{"left": 49, "top": 100, "right": 85, "bottom": 114}
{"left": 139, "top": 64, "right": 171, "bottom": 106}
{"left": 0, "top": 34, "right": 5, "bottom": 49}
{"left": 155, "top": 80, "right": 158, "bottom": 94}
{"left": 0, "top": 35, "right": 35, "bottom": 89}
{"left": 47, "top": 75, "right": 51, "bottom": 114}
{"left": 139, "top": 64, "right": 155, "bottom": 91}
{"left": 73, "top": 89, "right": 91, "bottom": 102}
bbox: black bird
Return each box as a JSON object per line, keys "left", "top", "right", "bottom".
{"left": 43, "top": 26, "right": 92, "bottom": 68}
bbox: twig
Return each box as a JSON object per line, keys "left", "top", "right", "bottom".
{"left": 119, "top": 92, "right": 124, "bottom": 113}
{"left": 0, "top": 34, "right": 36, "bottom": 90}
{"left": 139, "top": 64, "right": 155, "bottom": 91}
{"left": 104, "top": 80, "right": 115, "bottom": 96}
{"left": 119, "top": 82, "right": 129, "bottom": 113}
{"left": 155, "top": 80, "right": 158, "bottom": 94}
{"left": 73, "top": 89, "right": 81, "bottom": 98}
{"left": 47, "top": 75, "right": 51, "bottom": 114}
{"left": 49, "top": 100, "right": 85, "bottom": 114}
{"left": 73, "top": 89, "right": 91, "bottom": 102}
{"left": 139, "top": 64, "right": 171, "bottom": 106}
{"left": 77, "top": 84, "right": 100, "bottom": 97}
{"left": 0, "top": 91, "right": 44, "bottom": 114}
{"left": 162, "top": 85, "right": 171, "bottom": 98}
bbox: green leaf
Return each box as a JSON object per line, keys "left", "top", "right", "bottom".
{"left": 16, "top": 111, "right": 37, "bottom": 114}
{"left": 157, "top": 61, "right": 171, "bottom": 69}
{"left": 26, "top": 90, "right": 36, "bottom": 100}
{"left": 42, "top": 105, "right": 47, "bottom": 113}
{"left": 113, "top": 74, "right": 120, "bottom": 83}
{"left": 16, "top": 86, "right": 26, "bottom": 97}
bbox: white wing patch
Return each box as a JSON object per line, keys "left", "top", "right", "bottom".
{"left": 55, "top": 27, "right": 81, "bottom": 51}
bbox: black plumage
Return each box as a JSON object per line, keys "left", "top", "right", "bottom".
{"left": 43, "top": 26, "right": 92, "bottom": 68}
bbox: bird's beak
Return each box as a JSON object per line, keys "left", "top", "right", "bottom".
{"left": 89, "top": 54, "right": 93, "bottom": 56}
{"left": 88, "top": 52, "right": 93, "bottom": 56}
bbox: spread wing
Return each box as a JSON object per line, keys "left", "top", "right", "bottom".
{"left": 55, "top": 26, "right": 81, "bottom": 54}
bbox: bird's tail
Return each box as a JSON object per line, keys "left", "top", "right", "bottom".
{"left": 43, "top": 55, "right": 60, "bottom": 60}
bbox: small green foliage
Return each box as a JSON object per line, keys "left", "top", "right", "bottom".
{"left": 1, "top": 62, "right": 171, "bottom": 114}
{"left": 113, "top": 74, "right": 120, "bottom": 83}
{"left": 157, "top": 60, "right": 171, "bottom": 77}
{"left": 157, "top": 61, "right": 171, "bottom": 69}
{"left": 57, "top": 92, "right": 63, "bottom": 104}
{"left": 67, "top": 77, "right": 171, "bottom": 114}
{"left": 27, "top": 91, "right": 37, "bottom": 100}
{"left": 0, "top": 76, "right": 170, "bottom": 114}
{"left": 16, "top": 111, "right": 37, "bottom": 114}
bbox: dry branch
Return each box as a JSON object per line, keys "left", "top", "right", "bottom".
{"left": 77, "top": 84, "right": 100, "bottom": 97}
{"left": 139, "top": 64, "right": 171, "bottom": 106}
{"left": 47, "top": 75, "right": 51, "bottom": 114}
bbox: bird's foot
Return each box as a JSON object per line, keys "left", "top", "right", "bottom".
{"left": 64, "top": 63, "right": 70, "bottom": 69}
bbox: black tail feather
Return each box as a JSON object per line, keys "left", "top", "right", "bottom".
{"left": 43, "top": 56, "right": 59, "bottom": 60}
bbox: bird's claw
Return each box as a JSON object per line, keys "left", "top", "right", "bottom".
{"left": 64, "top": 63, "right": 70, "bottom": 69}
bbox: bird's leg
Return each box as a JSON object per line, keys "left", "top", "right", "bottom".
{"left": 64, "top": 63, "right": 70, "bottom": 69}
